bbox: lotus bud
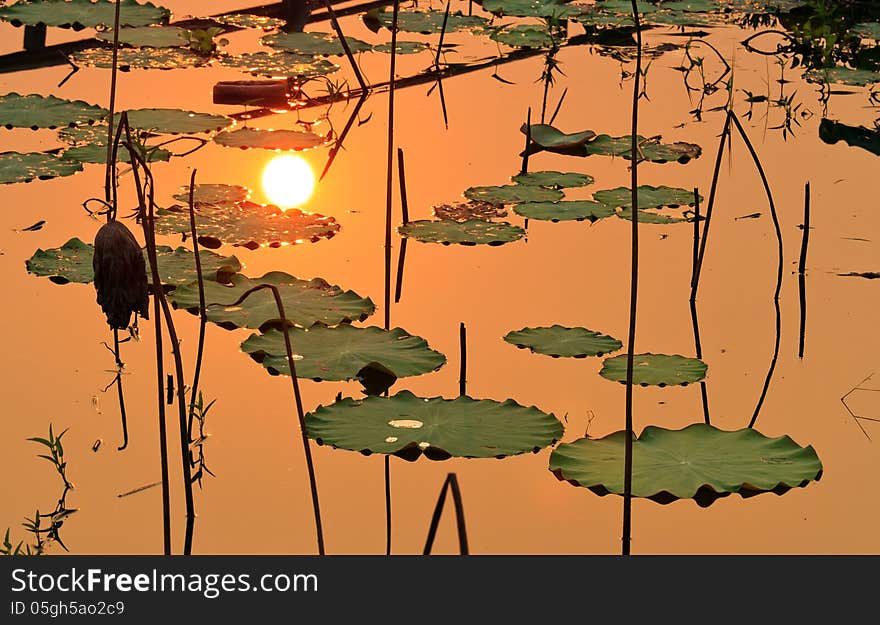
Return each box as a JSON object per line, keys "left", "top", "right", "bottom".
{"left": 93, "top": 220, "right": 149, "bottom": 330}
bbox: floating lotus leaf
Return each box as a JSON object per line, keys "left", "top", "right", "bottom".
{"left": 0, "top": 93, "right": 107, "bottom": 130}
{"left": 173, "top": 183, "right": 250, "bottom": 205}
{"left": 594, "top": 185, "right": 699, "bottom": 209}
{"left": 112, "top": 109, "right": 232, "bottom": 135}
{"left": 514, "top": 200, "right": 613, "bottom": 222}
{"left": 25, "top": 238, "right": 242, "bottom": 287}
{"left": 463, "top": 184, "right": 563, "bottom": 204}
{"left": 62, "top": 143, "right": 171, "bottom": 163}
{"left": 853, "top": 22, "right": 880, "bottom": 40}
{"left": 0, "top": 151, "right": 82, "bottom": 184}
{"left": 218, "top": 52, "right": 339, "bottom": 79}
{"left": 730, "top": 0, "right": 806, "bottom": 11}
{"left": 262, "top": 31, "right": 371, "bottom": 56}
{"left": 71, "top": 46, "right": 209, "bottom": 70}
{"left": 615, "top": 208, "right": 687, "bottom": 224}
{"left": 549, "top": 424, "right": 822, "bottom": 507}
{"left": 214, "top": 13, "right": 285, "bottom": 30}
{"left": 504, "top": 326, "right": 623, "bottom": 358}
{"left": 595, "top": 0, "right": 659, "bottom": 13}
{"left": 433, "top": 201, "right": 507, "bottom": 222}
{"left": 576, "top": 9, "right": 634, "bottom": 27}
{"left": 804, "top": 67, "right": 880, "bottom": 87}
{"left": 154, "top": 201, "right": 339, "bottom": 249}
{"left": 368, "top": 8, "right": 489, "bottom": 34}
{"left": 490, "top": 25, "right": 555, "bottom": 49}
{"left": 213, "top": 128, "right": 326, "bottom": 151}
{"left": 585, "top": 135, "right": 702, "bottom": 163}
{"left": 398, "top": 219, "right": 525, "bottom": 246}
{"left": 482, "top": 0, "right": 582, "bottom": 18}
{"left": 600, "top": 353, "right": 707, "bottom": 386}
{"left": 372, "top": 41, "right": 430, "bottom": 55}
{"left": 524, "top": 124, "right": 597, "bottom": 150}
{"left": 241, "top": 325, "right": 446, "bottom": 381}
{"left": 57, "top": 124, "right": 114, "bottom": 145}
{"left": 96, "top": 25, "right": 186, "bottom": 47}
{"left": 169, "top": 271, "right": 375, "bottom": 330}
{"left": 646, "top": 10, "right": 717, "bottom": 26}
{"left": 0, "top": 0, "right": 170, "bottom": 29}
{"left": 511, "top": 170, "right": 594, "bottom": 188}
{"left": 305, "top": 391, "right": 563, "bottom": 461}
{"left": 659, "top": 0, "right": 720, "bottom": 12}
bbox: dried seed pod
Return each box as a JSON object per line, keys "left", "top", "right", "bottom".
{"left": 93, "top": 220, "right": 149, "bottom": 330}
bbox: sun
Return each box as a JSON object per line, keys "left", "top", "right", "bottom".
{"left": 262, "top": 154, "right": 315, "bottom": 208}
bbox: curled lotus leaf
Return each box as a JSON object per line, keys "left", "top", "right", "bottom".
{"left": 594, "top": 185, "right": 699, "bottom": 210}
{"left": 550, "top": 424, "right": 822, "bottom": 507}
{"left": 600, "top": 353, "right": 707, "bottom": 386}
{"left": 490, "top": 24, "right": 555, "bottom": 48}
{"left": 305, "top": 391, "right": 564, "bottom": 461}
{"left": 0, "top": 151, "right": 82, "bottom": 184}
{"left": 372, "top": 41, "right": 430, "bottom": 55}
{"left": 433, "top": 201, "right": 507, "bottom": 222}
{"left": 0, "top": 0, "right": 170, "bottom": 29}
{"left": 218, "top": 52, "right": 339, "bottom": 79}
{"left": 523, "top": 124, "right": 597, "bottom": 150}
{"left": 481, "top": 0, "right": 582, "bottom": 18}
{"left": 241, "top": 325, "right": 446, "bottom": 381}
{"left": 368, "top": 8, "right": 489, "bottom": 34}
{"left": 173, "top": 183, "right": 251, "bottom": 205}
{"left": 511, "top": 171, "right": 595, "bottom": 188}
{"left": 804, "top": 67, "right": 880, "bottom": 87}
{"left": 0, "top": 93, "right": 107, "bottom": 130}
{"left": 214, "top": 13, "right": 285, "bottom": 30}
{"left": 169, "top": 271, "right": 375, "bottom": 330}
{"left": 71, "top": 46, "right": 209, "bottom": 70}
{"left": 504, "top": 325, "right": 623, "bottom": 358}
{"left": 213, "top": 128, "right": 327, "bottom": 151}
{"left": 262, "top": 31, "right": 371, "bottom": 56}
{"left": 398, "top": 219, "right": 525, "bottom": 246}
{"left": 154, "top": 201, "right": 340, "bottom": 249}
{"left": 463, "top": 184, "right": 563, "bottom": 205}
{"left": 514, "top": 200, "right": 613, "bottom": 222}
{"left": 96, "top": 26, "right": 187, "bottom": 47}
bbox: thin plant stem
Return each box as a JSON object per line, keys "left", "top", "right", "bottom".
{"left": 688, "top": 188, "right": 710, "bottom": 424}
{"left": 151, "top": 296, "right": 171, "bottom": 555}
{"left": 548, "top": 87, "right": 567, "bottom": 125}
{"left": 798, "top": 181, "right": 810, "bottom": 359}
{"left": 320, "top": 93, "right": 368, "bottom": 181}
{"left": 103, "top": 0, "right": 121, "bottom": 214}
{"left": 384, "top": 454, "right": 392, "bottom": 555}
{"left": 113, "top": 329, "right": 130, "bottom": 450}
{"left": 459, "top": 322, "right": 467, "bottom": 397}
{"left": 434, "top": 1, "right": 451, "bottom": 69}
{"left": 185, "top": 170, "right": 208, "bottom": 443}
{"left": 321, "top": 0, "right": 368, "bottom": 93}
{"left": 520, "top": 107, "right": 531, "bottom": 175}
{"left": 423, "top": 473, "right": 469, "bottom": 555}
{"left": 394, "top": 148, "right": 409, "bottom": 303}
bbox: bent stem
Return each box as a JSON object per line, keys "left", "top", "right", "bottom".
{"left": 185, "top": 170, "right": 208, "bottom": 447}
{"left": 423, "top": 473, "right": 469, "bottom": 555}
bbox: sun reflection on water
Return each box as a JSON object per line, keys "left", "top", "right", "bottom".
{"left": 261, "top": 154, "right": 315, "bottom": 209}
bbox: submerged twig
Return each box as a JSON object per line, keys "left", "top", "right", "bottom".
{"left": 423, "top": 473, "right": 469, "bottom": 555}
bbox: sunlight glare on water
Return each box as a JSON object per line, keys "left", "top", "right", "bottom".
{"left": 261, "top": 154, "right": 315, "bottom": 209}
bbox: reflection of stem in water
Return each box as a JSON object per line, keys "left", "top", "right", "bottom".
{"left": 320, "top": 93, "right": 367, "bottom": 181}
{"left": 112, "top": 329, "right": 130, "bottom": 450}
{"left": 548, "top": 87, "right": 567, "bottom": 125}
{"left": 221, "top": 284, "right": 325, "bottom": 555}
{"left": 185, "top": 170, "right": 208, "bottom": 471}
{"left": 520, "top": 107, "right": 531, "bottom": 176}
{"left": 459, "top": 323, "right": 467, "bottom": 397}
{"left": 394, "top": 148, "right": 409, "bottom": 303}
{"left": 798, "top": 182, "right": 810, "bottom": 359}
{"left": 841, "top": 372, "right": 880, "bottom": 441}
{"left": 423, "top": 473, "right": 469, "bottom": 555}
{"left": 434, "top": 1, "right": 451, "bottom": 69}
{"left": 689, "top": 188, "right": 711, "bottom": 424}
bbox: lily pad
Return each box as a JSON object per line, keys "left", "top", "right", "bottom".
{"left": 599, "top": 353, "right": 707, "bottom": 386}
{"left": 398, "top": 219, "right": 525, "bottom": 245}
{"left": 0, "top": 151, "right": 82, "bottom": 184}
{"left": 804, "top": 67, "right": 880, "bottom": 87}
{"left": 368, "top": 8, "right": 489, "bottom": 34}
{"left": 490, "top": 25, "right": 555, "bottom": 48}
{"left": 218, "top": 52, "right": 339, "bottom": 79}
{"left": 482, "top": 0, "right": 582, "bottom": 18}
{"left": 659, "top": 0, "right": 720, "bottom": 12}
{"left": 584, "top": 134, "right": 702, "bottom": 163}
{"left": 595, "top": 0, "right": 659, "bottom": 13}
{"left": 173, "top": 183, "right": 250, "bottom": 205}
{"left": 154, "top": 201, "right": 339, "bottom": 249}
{"left": 71, "top": 46, "right": 209, "bottom": 70}
{"left": 372, "top": 41, "right": 430, "bottom": 55}
{"left": 511, "top": 171, "right": 594, "bottom": 188}
{"left": 62, "top": 143, "right": 171, "bottom": 164}
{"left": 514, "top": 200, "right": 613, "bottom": 222}
{"left": 96, "top": 25, "right": 187, "bottom": 47}
{"left": 524, "top": 124, "right": 597, "bottom": 150}
{"left": 262, "top": 31, "right": 371, "bottom": 56}
{"left": 853, "top": 22, "right": 880, "bottom": 40}
{"left": 504, "top": 326, "right": 623, "bottom": 358}
{"left": 213, "top": 128, "right": 327, "bottom": 151}
{"left": 114, "top": 109, "right": 232, "bottom": 135}
{"left": 463, "top": 184, "right": 563, "bottom": 204}
{"left": 241, "top": 325, "right": 446, "bottom": 381}
{"left": 433, "top": 201, "right": 507, "bottom": 222}
{"left": 214, "top": 13, "right": 285, "bottom": 30}
{"left": 0, "top": 93, "right": 107, "bottom": 130}
{"left": 169, "top": 271, "right": 375, "bottom": 330}
{"left": 0, "top": 0, "right": 170, "bottom": 29}
{"left": 594, "top": 185, "right": 699, "bottom": 210}
{"left": 549, "top": 424, "right": 822, "bottom": 507}
{"left": 305, "top": 391, "right": 564, "bottom": 461}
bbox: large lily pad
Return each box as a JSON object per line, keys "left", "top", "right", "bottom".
{"left": 367, "top": 8, "right": 488, "bottom": 34}
{"left": 173, "top": 183, "right": 250, "bottom": 205}
{"left": 804, "top": 67, "right": 880, "bottom": 87}
{"left": 219, "top": 52, "right": 339, "bottom": 79}
{"left": 372, "top": 41, "right": 430, "bottom": 55}
{"left": 504, "top": 326, "right": 623, "bottom": 358}
{"left": 305, "top": 391, "right": 564, "bottom": 461}
{"left": 169, "top": 271, "right": 375, "bottom": 330}
{"left": 433, "top": 201, "right": 507, "bottom": 222}
{"left": 594, "top": 186, "right": 699, "bottom": 210}
{"left": 490, "top": 24, "right": 556, "bottom": 48}
{"left": 482, "top": 0, "right": 582, "bottom": 18}
{"left": 0, "top": 0, "right": 170, "bottom": 29}
{"left": 213, "top": 128, "right": 326, "bottom": 151}
{"left": 549, "top": 424, "right": 822, "bottom": 507}
{"left": 114, "top": 109, "right": 232, "bottom": 135}
{"left": 584, "top": 135, "right": 702, "bottom": 163}
{"left": 154, "top": 201, "right": 340, "bottom": 249}
{"left": 595, "top": 0, "right": 659, "bottom": 13}
{"left": 62, "top": 142, "right": 171, "bottom": 163}
{"left": 463, "top": 184, "right": 563, "bottom": 204}
{"left": 0, "top": 151, "right": 82, "bottom": 184}
{"left": 511, "top": 171, "right": 594, "bottom": 188}
{"left": 600, "top": 353, "right": 707, "bottom": 386}
{"left": 615, "top": 208, "right": 688, "bottom": 224}
{"left": 262, "top": 31, "right": 371, "bottom": 56}
{"left": 398, "top": 219, "right": 525, "bottom": 246}
{"left": 0, "top": 93, "right": 107, "bottom": 130}
{"left": 241, "top": 325, "right": 446, "bottom": 381}
{"left": 96, "top": 25, "right": 186, "bottom": 47}
{"left": 71, "top": 47, "right": 208, "bottom": 71}
{"left": 514, "top": 200, "right": 613, "bottom": 222}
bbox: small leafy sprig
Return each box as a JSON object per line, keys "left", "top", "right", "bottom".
{"left": 189, "top": 392, "right": 216, "bottom": 489}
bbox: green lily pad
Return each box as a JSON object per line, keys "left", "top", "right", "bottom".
{"left": 218, "top": 52, "right": 339, "bottom": 79}
{"left": 25, "top": 237, "right": 94, "bottom": 284}
{"left": 62, "top": 143, "right": 171, "bottom": 163}
{"left": 482, "top": 0, "right": 582, "bottom": 18}
{"left": 504, "top": 325, "right": 623, "bottom": 358}
{"left": 525, "top": 124, "right": 597, "bottom": 150}
{"left": 490, "top": 25, "right": 555, "bottom": 49}
{"left": 659, "top": 0, "right": 720, "bottom": 12}
{"left": 262, "top": 31, "right": 371, "bottom": 56}
{"left": 214, "top": 13, "right": 285, "bottom": 30}
{"left": 398, "top": 219, "right": 526, "bottom": 246}
{"left": 57, "top": 124, "right": 115, "bottom": 145}
{"left": 368, "top": 8, "right": 489, "bottom": 34}
{"left": 595, "top": 0, "right": 659, "bottom": 13}
{"left": 600, "top": 353, "right": 707, "bottom": 386}
{"left": 549, "top": 424, "right": 823, "bottom": 507}
{"left": 305, "top": 391, "right": 564, "bottom": 461}
{"left": 0, "top": 151, "right": 82, "bottom": 184}
{"left": 0, "top": 0, "right": 170, "bottom": 29}
{"left": 511, "top": 171, "right": 595, "bottom": 188}
{"left": 594, "top": 185, "right": 699, "bottom": 210}
{"left": 463, "top": 184, "right": 563, "bottom": 204}
{"left": 804, "top": 67, "right": 880, "bottom": 87}
{"left": 71, "top": 46, "right": 209, "bottom": 70}
{"left": 616, "top": 208, "right": 688, "bottom": 224}
{"left": 853, "top": 22, "right": 880, "bottom": 40}
{"left": 96, "top": 25, "right": 187, "bottom": 47}
{"left": 241, "top": 325, "right": 446, "bottom": 381}
{"left": 372, "top": 41, "right": 430, "bottom": 55}
{"left": 0, "top": 93, "right": 107, "bottom": 129}
{"left": 173, "top": 183, "right": 250, "bottom": 205}
{"left": 114, "top": 109, "right": 232, "bottom": 135}
{"left": 169, "top": 271, "right": 375, "bottom": 330}
{"left": 213, "top": 128, "right": 327, "bottom": 151}
{"left": 585, "top": 135, "right": 702, "bottom": 163}
{"left": 514, "top": 200, "right": 613, "bottom": 222}
{"left": 646, "top": 10, "right": 718, "bottom": 27}
{"left": 154, "top": 201, "right": 340, "bottom": 249}
{"left": 576, "top": 9, "right": 634, "bottom": 28}
{"left": 433, "top": 201, "right": 507, "bottom": 222}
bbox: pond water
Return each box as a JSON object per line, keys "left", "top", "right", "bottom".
{"left": 0, "top": 0, "right": 878, "bottom": 555}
